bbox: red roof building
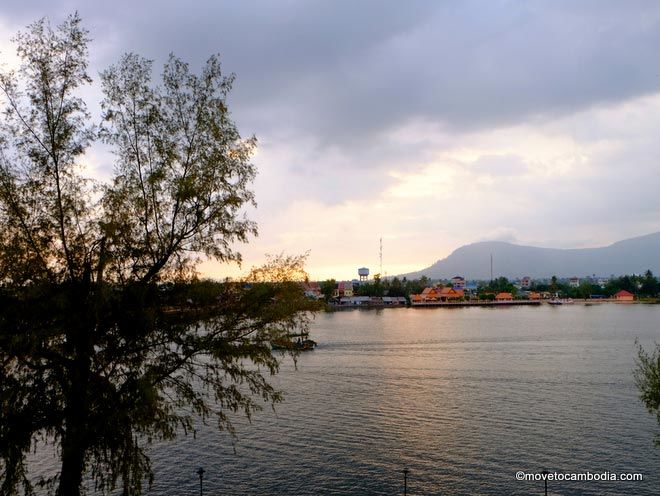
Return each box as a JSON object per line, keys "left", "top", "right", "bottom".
{"left": 614, "top": 290, "right": 634, "bottom": 301}
{"left": 438, "top": 287, "right": 464, "bottom": 301}
{"left": 301, "top": 282, "right": 322, "bottom": 299}
{"left": 333, "top": 281, "right": 354, "bottom": 298}
{"left": 411, "top": 286, "right": 465, "bottom": 303}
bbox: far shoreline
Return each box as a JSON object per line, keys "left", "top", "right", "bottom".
{"left": 325, "top": 297, "right": 660, "bottom": 310}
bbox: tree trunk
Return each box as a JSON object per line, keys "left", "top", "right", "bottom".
{"left": 57, "top": 314, "right": 92, "bottom": 496}
{"left": 57, "top": 419, "right": 87, "bottom": 496}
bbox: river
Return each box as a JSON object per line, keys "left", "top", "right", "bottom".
{"left": 29, "top": 304, "right": 660, "bottom": 495}
{"left": 135, "top": 304, "right": 660, "bottom": 495}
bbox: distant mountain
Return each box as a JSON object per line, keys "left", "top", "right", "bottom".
{"left": 401, "top": 232, "right": 660, "bottom": 280}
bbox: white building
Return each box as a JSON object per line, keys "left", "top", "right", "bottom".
{"left": 451, "top": 276, "right": 466, "bottom": 290}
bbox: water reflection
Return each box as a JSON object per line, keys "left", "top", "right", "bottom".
{"left": 34, "top": 305, "right": 660, "bottom": 494}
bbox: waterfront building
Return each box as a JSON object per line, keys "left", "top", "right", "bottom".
{"left": 336, "top": 296, "right": 406, "bottom": 306}
{"left": 301, "top": 281, "right": 322, "bottom": 299}
{"left": 439, "top": 287, "right": 464, "bottom": 301}
{"left": 614, "top": 290, "right": 634, "bottom": 301}
{"left": 333, "top": 281, "right": 354, "bottom": 298}
{"left": 382, "top": 296, "right": 407, "bottom": 305}
{"left": 451, "top": 276, "right": 466, "bottom": 290}
{"left": 411, "top": 286, "right": 465, "bottom": 303}
{"left": 421, "top": 287, "right": 441, "bottom": 301}
{"left": 495, "top": 292, "right": 514, "bottom": 301}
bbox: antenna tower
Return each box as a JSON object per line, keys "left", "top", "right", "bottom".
{"left": 379, "top": 237, "right": 383, "bottom": 276}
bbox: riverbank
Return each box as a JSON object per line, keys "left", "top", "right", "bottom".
{"left": 326, "top": 297, "right": 660, "bottom": 310}
{"left": 410, "top": 300, "right": 541, "bottom": 308}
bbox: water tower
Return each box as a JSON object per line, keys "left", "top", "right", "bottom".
{"left": 358, "top": 267, "right": 369, "bottom": 282}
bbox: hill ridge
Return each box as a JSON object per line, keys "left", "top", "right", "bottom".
{"left": 401, "top": 232, "right": 660, "bottom": 280}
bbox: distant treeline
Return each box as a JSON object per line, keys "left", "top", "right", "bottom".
{"left": 320, "top": 276, "right": 431, "bottom": 300}
{"left": 318, "top": 270, "right": 660, "bottom": 300}
{"left": 528, "top": 271, "right": 660, "bottom": 299}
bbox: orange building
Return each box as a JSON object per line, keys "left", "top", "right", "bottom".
{"left": 411, "top": 286, "right": 465, "bottom": 303}
{"left": 421, "top": 287, "right": 440, "bottom": 300}
{"left": 495, "top": 292, "right": 514, "bottom": 301}
{"left": 437, "top": 287, "right": 465, "bottom": 301}
{"left": 613, "top": 290, "right": 634, "bottom": 301}
{"left": 411, "top": 287, "right": 437, "bottom": 303}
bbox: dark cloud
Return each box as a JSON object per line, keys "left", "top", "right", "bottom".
{"left": 4, "top": 1, "right": 660, "bottom": 275}
{"left": 3, "top": 1, "right": 660, "bottom": 160}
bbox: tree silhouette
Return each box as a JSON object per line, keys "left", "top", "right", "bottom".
{"left": 0, "top": 14, "right": 315, "bottom": 495}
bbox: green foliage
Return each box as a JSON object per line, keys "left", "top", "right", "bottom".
{"left": 602, "top": 271, "right": 659, "bottom": 298}
{"left": 550, "top": 275, "right": 558, "bottom": 292}
{"left": 640, "top": 270, "right": 660, "bottom": 297}
{"left": 0, "top": 14, "right": 313, "bottom": 496}
{"left": 385, "top": 277, "right": 406, "bottom": 297}
{"left": 404, "top": 276, "right": 428, "bottom": 296}
{"left": 605, "top": 275, "right": 635, "bottom": 296}
{"left": 482, "top": 276, "right": 516, "bottom": 295}
{"left": 355, "top": 278, "right": 384, "bottom": 297}
{"left": 634, "top": 341, "right": 660, "bottom": 445}
{"left": 573, "top": 281, "right": 598, "bottom": 299}
{"left": 99, "top": 51, "right": 257, "bottom": 281}
{"left": 528, "top": 271, "right": 660, "bottom": 299}
{"left": 319, "top": 279, "right": 337, "bottom": 301}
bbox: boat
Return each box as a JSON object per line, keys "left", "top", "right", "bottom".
{"left": 548, "top": 298, "right": 574, "bottom": 305}
{"left": 297, "top": 338, "right": 317, "bottom": 351}
{"left": 271, "top": 333, "right": 317, "bottom": 351}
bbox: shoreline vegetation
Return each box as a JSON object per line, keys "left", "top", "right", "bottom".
{"left": 326, "top": 297, "right": 660, "bottom": 310}
{"left": 309, "top": 270, "right": 660, "bottom": 309}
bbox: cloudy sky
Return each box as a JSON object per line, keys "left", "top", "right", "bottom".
{"left": 2, "top": 1, "right": 660, "bottom": 280}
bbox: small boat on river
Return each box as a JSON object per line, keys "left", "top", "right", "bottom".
{"left": 548, "top": 298, "right": 574, "bottom": 305}
{"left": 271, "top": 333, "right": 317, "bottom": 351}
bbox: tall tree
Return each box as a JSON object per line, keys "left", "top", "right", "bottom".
{"left": 319, "top": 279, "right": 337, "bottom": 301}
{"left": 0, "top": 14, "right": 315, "bottom": 495}
{"left": 387, "top": 276, "right": 405, "bottom": 297}
{"left": 640, "top": 269, "right": 659, "bottom": 297}
{"left": 634, "top": 342, "right": 660, "bottom": 445}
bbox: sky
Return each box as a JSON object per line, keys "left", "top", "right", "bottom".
{"left": 2, "top": 1, "right": 660, "bottom": 281}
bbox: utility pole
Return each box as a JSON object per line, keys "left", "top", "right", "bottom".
{"left": 490, "top": 253, "right": 493, "bottom": 282}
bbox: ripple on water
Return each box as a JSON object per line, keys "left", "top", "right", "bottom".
{"left": 27, "top": 305, "right": 660, "bottom": 494}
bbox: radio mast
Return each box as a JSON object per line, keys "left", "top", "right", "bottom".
{"left": 379, "top": 237, "right": 383, "bottom": 276}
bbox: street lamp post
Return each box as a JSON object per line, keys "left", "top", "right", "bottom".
{"left": 196, "top": 467, "right": 205, "bottom": 496}
{"left": 402, "top": 468, "right": 409, "bottom": 496}
{"left": 542, "top": 470, "right": 548, "bottom": 496}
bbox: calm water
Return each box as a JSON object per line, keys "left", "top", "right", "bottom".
{"left": 34, "top": 304, "right": 660, "bottom": 494}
